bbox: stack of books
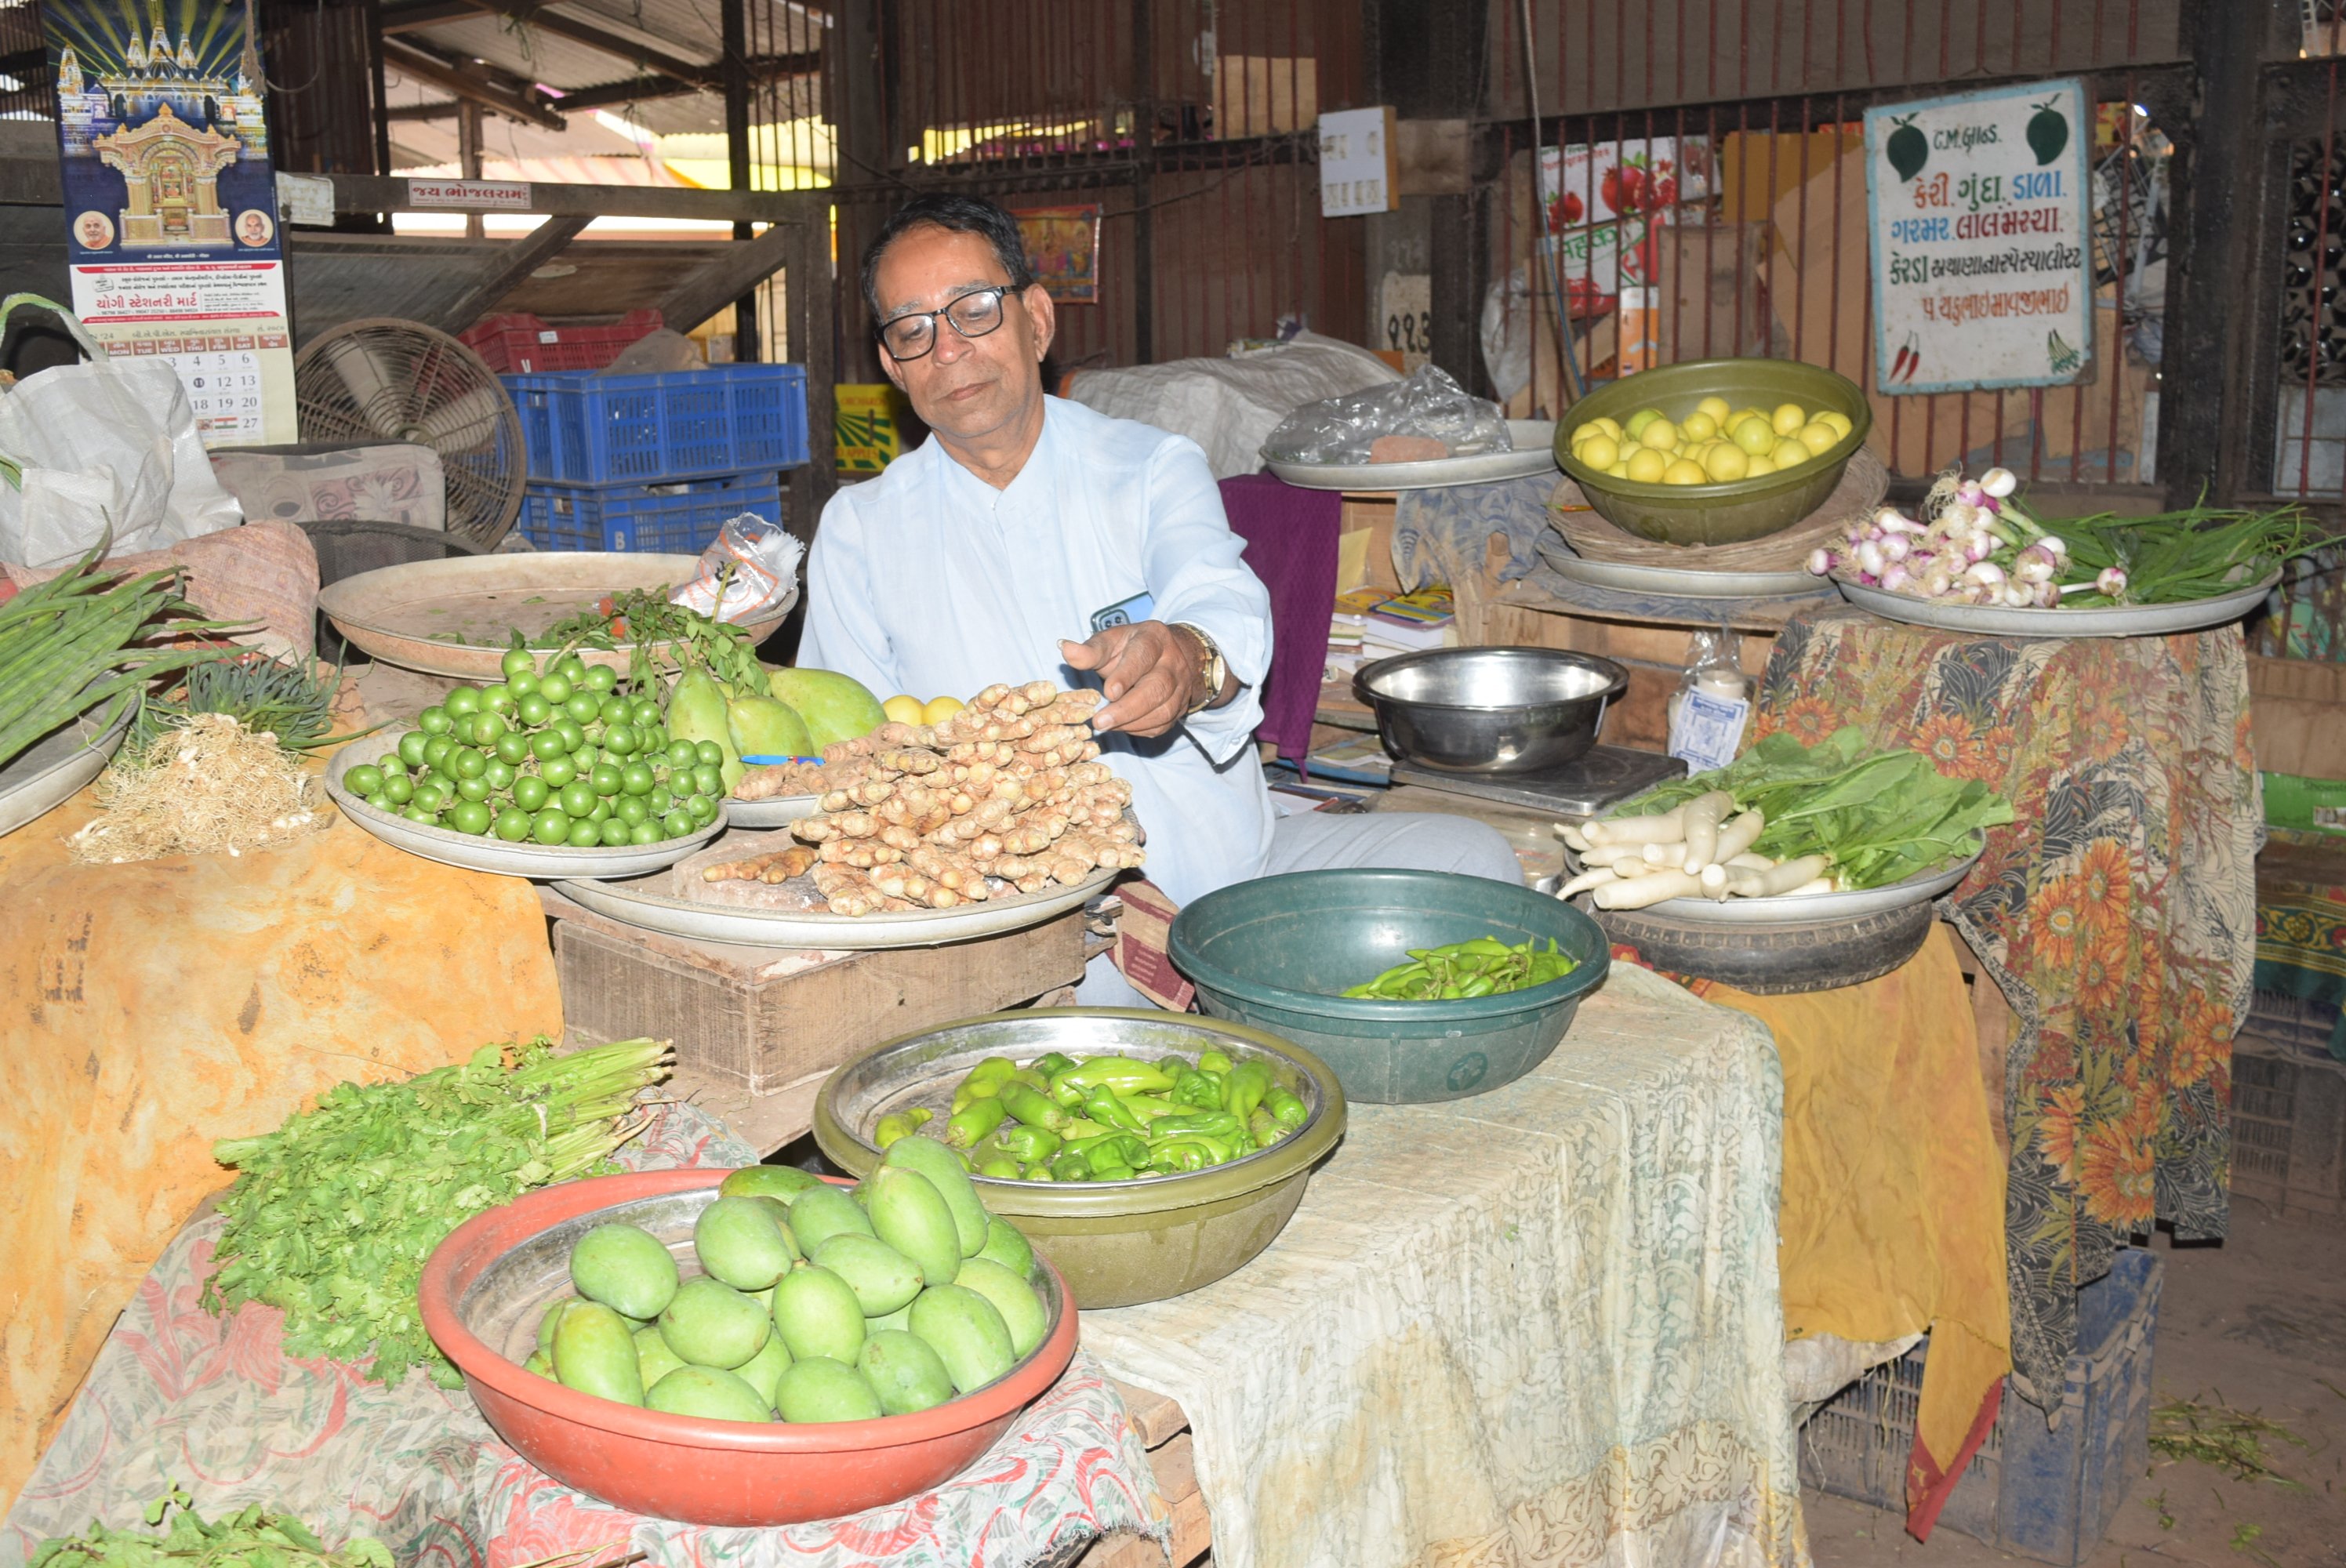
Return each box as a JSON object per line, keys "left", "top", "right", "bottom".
{"left": 1327, "top": 586, "right": 1457, "bottom": 684}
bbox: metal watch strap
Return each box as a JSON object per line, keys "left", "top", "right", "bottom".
{"left": 1172, "top": 622, "right": 1225, "bottom": 714}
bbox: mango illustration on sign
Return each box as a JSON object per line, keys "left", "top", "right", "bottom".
{"left": 2028, "top": 100, "right": 2070, "bottom": 165}
{"left": 1887, "top": 114, "right": 1927, "bottom": 180}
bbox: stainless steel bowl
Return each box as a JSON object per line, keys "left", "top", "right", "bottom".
{"left": 1353, "top": 646, "right": 1628, "bottom": 775}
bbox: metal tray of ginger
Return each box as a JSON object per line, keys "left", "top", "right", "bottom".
{"left": 555, "top": 826, "right": 1124, "bottom": 950}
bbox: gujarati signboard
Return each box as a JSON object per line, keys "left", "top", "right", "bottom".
{"left": 1865, "top": 78, "right": 2094, "bottom": 396}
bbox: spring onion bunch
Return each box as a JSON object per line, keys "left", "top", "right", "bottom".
{"left": 0, "top": 544, "right": 236, "bottom": 770}
{"left": 1807, "top": 468, "right": 2336, "bottom": 608}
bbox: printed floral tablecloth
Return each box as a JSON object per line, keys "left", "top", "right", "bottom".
{"left": 1079, "top": 963, "right": 1804, "bottom": 1568}
{"left": 1753, "top": 607, "right": 2257, "bottom": 1410}
{"left": 0, "top": 1104, "right": 1166, "bottom": 1568}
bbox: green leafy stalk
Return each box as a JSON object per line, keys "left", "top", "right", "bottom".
{"left": 203, "top": 1036, "right": 673, "bottom": 1388}
{"left": 132, "top": 652, "right": 376, "bottom": 754}
{"left": 31, "top": 1483, "right": 393, "bottom": 1568}
{"left": 2043, "top": 501, "right": 2337, "bottom": 606}
{"left": 1612, "top": 728, "right": 2014, "bottom": 890}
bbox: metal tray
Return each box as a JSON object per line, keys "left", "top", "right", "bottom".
{"left": 318, "top": 552, "right": 797, "bottom": 679}
{"left": 1265, "top": 419, "right": 1559, "bottom": 492}
{"left": 1834, "top": 574, "right": 2279, "bottom": 638}
{"left": 557, "top": 858, "right": 1121, "bottom": 950}
{"left": 723, "top": 791, "right": 823, "bottom": 829}
{"left": 1563, "top": 845, "right": 1982, "bottom": 924}
{"left": 325, "top": 731, "right": 725, "bottom": 880}
{"left": 1534, "top": 531, "right": 1833, "bottom": 601}
{"left": 0, "top": 704, "right": 131, "bottom": 838}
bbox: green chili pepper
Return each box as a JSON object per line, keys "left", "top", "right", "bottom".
{"left": 977, "top": 1155, "right": 1022, "bottom": 1179}
{"left": 1009, "top": 1068, "right": 1051, "bottom": 1094}
{"left": 1147, "top": 1141, "right": 1214, "bottom": 1174}
{"left": 945, "top": 1097, "right": 1009, "bottom": 1149}
{"left": 1149, "top": 1133, "right": 1236, "bottom": 1169}
{"left": 1224, "top": 1061, "right": 1273, "bottom": 1125}
{"left": 1082, "top": 1084, "right": 1147, "bottom": 1136}
{"left": 1021, "top": 1162, "right": 1055, "bottom": 1181}
{"left": 996, "top": 1123, "right": 1062, "bottom": 1163}
{"left": 1197, "top": 1049, "right": 1235, "bottom": 1076}
{"left": 1147, "top": 1110, "right": 1244, "bottom": 1142}
{"left": 967, "top": 1054, "right": 1016, "bottom": 1087}
{"left": 873, "top": 1112, "right": 918, "bottom": 1149}
{"left": 1155, "top": 1053, "right": 1193, "bottom": 1074}
{"left": 1062, "top": 1131, "right": 1149, "bottom": 1170}
{"left": 1248, "top": 1107, "right": 1290, "bottom": 1146}
{"left": 904, "top": 1106, "right": 934, "bottom": 1129}
{"left": 997, "top": 1080, "right": 1072, "bottom": 1132}
{"left": 1030, "top": 1051, "right": 1076, "bottom": 1079}
{"left": 1120, "top": 1093, "right": 1181, "bottom": 1122}
{"left": 1049, "top": 1149, "right": 1091, "bottom": 1182}
{"left": 1171, "top": 1069, "right": 1224, "bottom": 1111}
{"left": 963, "top": 1129, "right": 1016, "bottom": 1167}
{"left": 1046, "top": 1076, "right": 1088, "bottom": 1109}
{"left": 1264, "top": 1086, "right": 1307, "bottom": 1130}
{"left": 1052, "top": 1057, "right": 1175, "bottom": 1094}
{"left": 1054, "top": 1117, "right": 1112, "bottom": 1142}
{"left": 1088, "top": 1159, "right": 1138, "bottom": 1182}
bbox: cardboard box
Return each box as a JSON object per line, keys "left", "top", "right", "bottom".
{"left": 835, "top": 383, "right": 910, "bottom": 476}
{"left": 2250, "top": 653, "right": 2346, "bottom": 780}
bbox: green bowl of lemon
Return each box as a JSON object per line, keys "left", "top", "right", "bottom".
{"left": 1552, "top": 358, "right": 1870, "bottom": 546}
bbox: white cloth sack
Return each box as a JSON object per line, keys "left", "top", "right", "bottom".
{"left": 1062, "top": 330, "right": 1400, "bottom": 479}
{"left": 0, "top": 294, "right": 243, "bottom": 568}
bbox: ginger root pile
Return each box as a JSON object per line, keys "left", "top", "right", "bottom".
{"left": 706, "top": 681, "right": 1144, "bottom": 915}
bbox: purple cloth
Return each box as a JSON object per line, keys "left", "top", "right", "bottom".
{"left": 1218, "top": 473, "right": 1339, "bottom": 762}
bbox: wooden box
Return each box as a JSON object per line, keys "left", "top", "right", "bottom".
{"left": 549, "top": 892, "right": 1088, "bottom": 1097}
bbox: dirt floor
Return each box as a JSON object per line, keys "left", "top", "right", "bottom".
{"left": 1805, "top": 1198, "right": 2346, "bottom": 1566}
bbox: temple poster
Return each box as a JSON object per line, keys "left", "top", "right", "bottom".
{"left": 44, "top": 0, "right": 297, "bottom": 445}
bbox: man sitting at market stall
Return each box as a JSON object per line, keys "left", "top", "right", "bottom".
{"left": 800, "top": 194, "right": 1523, "bottom": 1003}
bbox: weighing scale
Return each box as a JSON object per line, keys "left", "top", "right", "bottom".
{"left": 1389, "top": 745, "right": 1687, "bottom": 820}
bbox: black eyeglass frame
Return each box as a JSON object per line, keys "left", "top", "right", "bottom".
{"left": 874, "top": 285, "right": 1024, "bottom": 361}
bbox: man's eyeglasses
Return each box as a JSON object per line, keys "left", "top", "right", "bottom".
{"left": 876, "top": 285, "right": 1015, "bottom": 361}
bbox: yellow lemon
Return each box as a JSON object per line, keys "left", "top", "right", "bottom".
{"left": 1701, "top": 444, "right": 1750, "bottom": 481}
{"left": 1595, "top": 416, "right": 1625, "bottom": 440}
{"left": 1679, "top": 410, "right": 1718, "bottom": 442}
{"left": 1625, "top": 446, "right": 1669, "bottom": 482}
{"left": 1796, "top": 421, "right": 1838, "bottom": 456}
{"left": 1607, "top": 460, "right": 1632, "bottom": 477}
{"left": 1576, "top": 433, "right": 1620, "bottom": 469}
{"left": 1637, "top": 417, "right": 1680, "bottom": 450}
{"left": 1570, "top": 421, "right": 1602, "bottom": 445}
{"left": 1662, "top": 459, "right": 1709, "bottom": 485}
{"left": 1624, "top": 408, "right": 1661, "bottom": 439}
{"left": 882, "top": 695, "right": 927, "bottom": 725}
{"left": 1770, "top": 402, "right": 1808, "bottom": 436}
{"left": 1819, "top": 410, "right": 1853, "bottom": 439}
{"left": 1744, "top": 452, "right": 1776, "bottom": 476}
{"left": 921, "top": 695, "right": 965, "bottom": 725}
{"left": 1770, "top": 438, "right": 1810, "bottom": 469}
{"left": 1695, "top": 394, "right": 1732, "bottom": 424}
{"left": 1731, "top": 416, "right": 1776, "bottom": 456}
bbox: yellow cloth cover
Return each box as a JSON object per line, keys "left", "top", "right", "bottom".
{"left": 1701, "top": 926, "right": 2011, "bottom": 1529}
{"left": 0, "top": 786, "right": 561, "bottom": 1512}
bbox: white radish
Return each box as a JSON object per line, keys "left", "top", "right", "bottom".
{"left": 1583, "top": 807, "right": 1685, "bottom": 847}
{"left": 1698, "top": 862, "right": 1730, "bottom": 900}
{"left": 1640, "top": 841, "right": 1688, "bottom": 868}
{"left": 1575, "top": 843, "right": 1647, "bottom": 868}
{"left": 1591, "top": 869, "right": 1704, "bottom": 909}
{"left": 1730, "top": 853, "right": 1832, "bottom": 898}
{"left": 1555, "top": 823, "right": 1592, "bottom": 851}
{"left": 1785, "top": 877, "right": 1836, "bottom": 895}
{"left": 1677, "top": 790, "right": 1734, "bottom": 873}
{"left": 1712, "top": 809, "right": 1765, "bottom": 864}
{"left": 1557, "top": 866, "right": 1620, "bottom": 898}
{"left": 1725, "top": 852, "right": 1774, "bottom": 870}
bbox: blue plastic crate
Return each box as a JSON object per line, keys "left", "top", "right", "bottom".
{"left": 518, "top": 469, "right": 783, "bottom": 554}
{"left": 1799, "top": 1247, "right": 2160, "bottom": 1565}
{"left": 504, "top": 364, "right": 809, "bottom": 483}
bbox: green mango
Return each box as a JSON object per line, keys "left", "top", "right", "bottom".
{"left": 668, "top": 668, "right": 743, "bottom": 790}
{"left": 953, "top": 1256, "right": 1048, "bottom": 1360}
{"left": 569, "top": 1223, "right": 679, "bottom": 1321}
{"left": 647, "top": 1365, "right": 772, "bottom": 1422}
{"left": 883, "top": 1134, "right": 992, "bottom": 1258}
{"left": 864, "top": 1305, "right": 913, "bottom": 1336}
{"left": 772, "top": 1264, "right": 866, "bottom": 1363}
{"left": 975, "top": 1218, "right": 1036, "bottom": 1280}
{"left": 553, "top": 1301, "right": 645, "bottom": 1406}
{"left": 658, "top": 1276, "right": 771, "bottom": 1369}
{"left": 733, "top": 1328, "right": 792, "bottom": 1406}
{"left": 907, "top": 1283, "right": 1014, "bottom": 1396}
{"left": 788, "top": 1185, "right": 875, "bottom": 1253}
{"left": 765, "top": 667, "right": 887, "bottom": 752}
{"left": 812, "top": 1233, "right": 924, "bottom": 1316}
{"left": 720, "top": 1166, "right": 825, "bottom": 1206}
{"left": 633, "top": 1323, "right": 687, "bottom": 1387}
{"left": 695, "top": 1196, "right": 797, "bottom": 1291}
{"left": 866, "top": 1167, "right": 962, "bottom": 1292}
{"left": 858, "top": 1330, "right": 954, "bottom": 1416}
{"left": 726, "top": 693, "right": 814, "bottom": 763}
{"left": 773, "top": 1356, "right": 884, "bottom": 1424}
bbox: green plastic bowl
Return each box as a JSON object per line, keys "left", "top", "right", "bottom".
{"left": 1552, "top": 358, "right": 1871, "bottom": 546}
{"left": 1168, "top": 870, "right": 1611, "bottom": 1105}
{"left": 814, "top": 1011, "right": 1346, "bottom": 1308}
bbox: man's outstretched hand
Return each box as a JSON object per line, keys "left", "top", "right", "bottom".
{"left": 1060, "top": 621, "right": 1200, "bottom": 738}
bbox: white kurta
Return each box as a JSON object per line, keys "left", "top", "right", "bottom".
{"left": 798, "top": 395, "right": 1278, "bottom": 907}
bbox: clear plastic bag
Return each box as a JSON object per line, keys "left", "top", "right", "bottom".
{"left": 1261, "top": 364, "right": 1513, "bottom": 466}
{"left": 669, "top": 514, "right": 804, "bottom": 622}
{"left": 1666, "top": 628, "right": 1754, "bottom": 773}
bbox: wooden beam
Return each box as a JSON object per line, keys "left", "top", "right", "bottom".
{"left": 383, "top": 98, "right": 467, "bottom": 120}
{"left": 552, "top": 74, "right": 699, "bottom": 109}
{"left": 656, "top": 221, "right": 796, "bottom": 336}
{"left": 425, "top": 212, "right": 591, "bottom": 334}
{"left": 380, "top": 37, "right": 566, "bottom": 131}
{"left": 385, "top": 0, "right": 722, "bottom": 89}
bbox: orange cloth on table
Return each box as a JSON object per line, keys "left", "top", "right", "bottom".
{"left": 0, "top": 769, "right": 561, "bottom": 1514}
{"left": 1697, "top": 926, "right": 2011, "bottom": 1541}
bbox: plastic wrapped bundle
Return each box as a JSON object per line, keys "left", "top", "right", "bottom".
{"left": 1261, "top": 364, "right": 1512, "bottom": 466}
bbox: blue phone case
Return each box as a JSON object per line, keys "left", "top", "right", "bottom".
{"left": 1088, "top": 591, "right": 1155, "bottom": 633}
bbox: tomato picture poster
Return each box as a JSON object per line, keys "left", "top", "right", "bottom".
{"left": 1534, "top": 138, "right": 1712, "bottom": 311}
{"left": 1865, "top": 78, "right": 2094, "bottom": 396}
{"left": 1015, "top": 205, "right": 1101, "bottom": 303}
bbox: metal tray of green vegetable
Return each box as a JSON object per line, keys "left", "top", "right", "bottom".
{"left": 318, "top": 553, "right": 796, "bottom": 679}
{"left": 327, "top": 731, "right": 725, "bottom": 879}
{"left": 0, "top": 702, "right": 130, "bottom": 838}
{"left": 1835, "top": 572, "right": 2279, "bottom": 637}
{"left": 815, "top": 1011, "right": 1346, "bottom": 1308}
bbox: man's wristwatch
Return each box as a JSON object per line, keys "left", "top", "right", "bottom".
{"left": 1171, "top": 622, "right": 1226, "bottom": 715}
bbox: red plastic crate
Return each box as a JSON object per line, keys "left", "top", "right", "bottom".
{"left": 462, "top": 310, "right": 663, "bottom": 375}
